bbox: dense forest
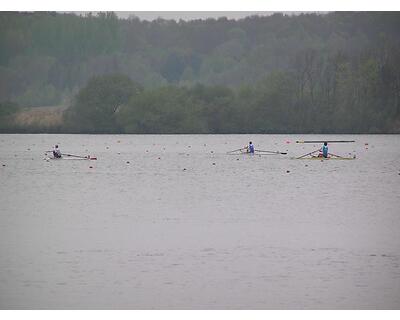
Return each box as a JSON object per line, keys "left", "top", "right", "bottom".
{"left": 1, "top": 11, "right": 400, "bottom": 133}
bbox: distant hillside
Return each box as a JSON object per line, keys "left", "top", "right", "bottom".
{"left": 1, "top": 11, "right": 400, "bottom": 107}
{"left": 1, "top": 12, "right": 400, "bottom": 134}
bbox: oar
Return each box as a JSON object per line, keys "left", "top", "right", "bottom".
{"left": 62, "top": 153, "right": 97, "bottom": 160}
{"left": 327, "top": 152, "right": 353, "bottom": 159}
{"left": 296, "top": 148, "right": 321, "bottom": 159}
{"left": 296, "top": 140, "right": 355, "bottom": 144}
{"left": 255, "top": 149, "right": 287, "bottom": 155}
{"left": 227, "top": 148, "right": 246, "bottom": 154}
{"left": 62, "top": 153, "right": 87, "bottom": 158}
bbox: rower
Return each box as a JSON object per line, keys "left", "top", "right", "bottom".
{"left": 320, "top": 142, "right": 328, "bottom": 158}
{"left": 53, "top": 145, "right": 62, "bottom": 158}
{"left": 247, "top": 141, "right": 255, "bottom": 154}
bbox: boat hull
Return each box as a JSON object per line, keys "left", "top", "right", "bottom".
{"left": 294, "top": 156, "right": 355, "bottom": 160}
{"left": 45, "top": 156, "right": 91, "bottom": 161}
{"left": 228, "top": 151, "right": 280, "bottom": 156}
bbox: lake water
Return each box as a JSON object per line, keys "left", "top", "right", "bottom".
{"left": 0, "top": 134, "right": 399, "bottom": 309}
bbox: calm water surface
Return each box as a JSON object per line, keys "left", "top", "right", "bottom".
{"left": 0, "top": 134, "right": 399, "bottom": 309}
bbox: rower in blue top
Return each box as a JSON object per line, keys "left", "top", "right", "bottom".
{"left": 321, "top": 142, "right": 328, "bottom": 158}
{"left": 247, "top": 141, "right": 255, "bottom": 154}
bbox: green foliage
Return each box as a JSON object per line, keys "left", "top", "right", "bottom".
{"left": 15, "top": 84, "right": 60, "bottom": 107}
{"left": 0, "top": 100, "right": 19, "bottom": 117}
{"left": 0, "top": 101, "right": 19, "bottom": 131}
{"left": 116, "top": 85, "right": 236, "bottom": 133}
{"left": 1, "top": 12, "right": 400, "bottom": 133}
{"left": 65, "top": 74, "right": 142, "bottom": 133}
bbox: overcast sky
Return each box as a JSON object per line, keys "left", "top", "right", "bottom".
{"left": 117, "top": 12, "right": 275, "bottom": 21}
{"left": 74, "top": 11, "right": 316, "bottom": 21}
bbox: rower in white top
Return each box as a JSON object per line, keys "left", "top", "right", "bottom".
{"left": 53, "top": 145, "right": 62, "bottom": 158}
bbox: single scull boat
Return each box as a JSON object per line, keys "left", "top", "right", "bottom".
{"left": 294, "top": 149, "right": 356, "bottom": 160}
{"left": 44, "top": 151, "right": 97, "bottom": 161}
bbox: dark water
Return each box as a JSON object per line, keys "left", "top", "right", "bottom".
{"left": 0, "top": 134, "right": 399, "bottom": 309}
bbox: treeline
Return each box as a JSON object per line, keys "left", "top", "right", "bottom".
{"left": 2, "top": 68, "right": 400, "bottom": 133}
{"left": 1, "top": 12, "right": 400, "bottom": 104}
{"left": 1, "top": 11, "right": 400, "bottom": 133}
{"left": 63, "top": 68, "right": 399, "bottom": 133}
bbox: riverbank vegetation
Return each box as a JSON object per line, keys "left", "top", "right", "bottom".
{"left": 1, "top": 11, "right": 400, "bottom": 133}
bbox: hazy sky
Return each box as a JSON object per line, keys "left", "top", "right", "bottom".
{"left": 118, "top": 12, "right": 274, "bottom": 21}
{"left": 74, "top": 11, "right": 314, "bottom": 21}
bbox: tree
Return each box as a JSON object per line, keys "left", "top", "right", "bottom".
{"left": 64, "top": 74, "right": 142, "bottom": 132}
